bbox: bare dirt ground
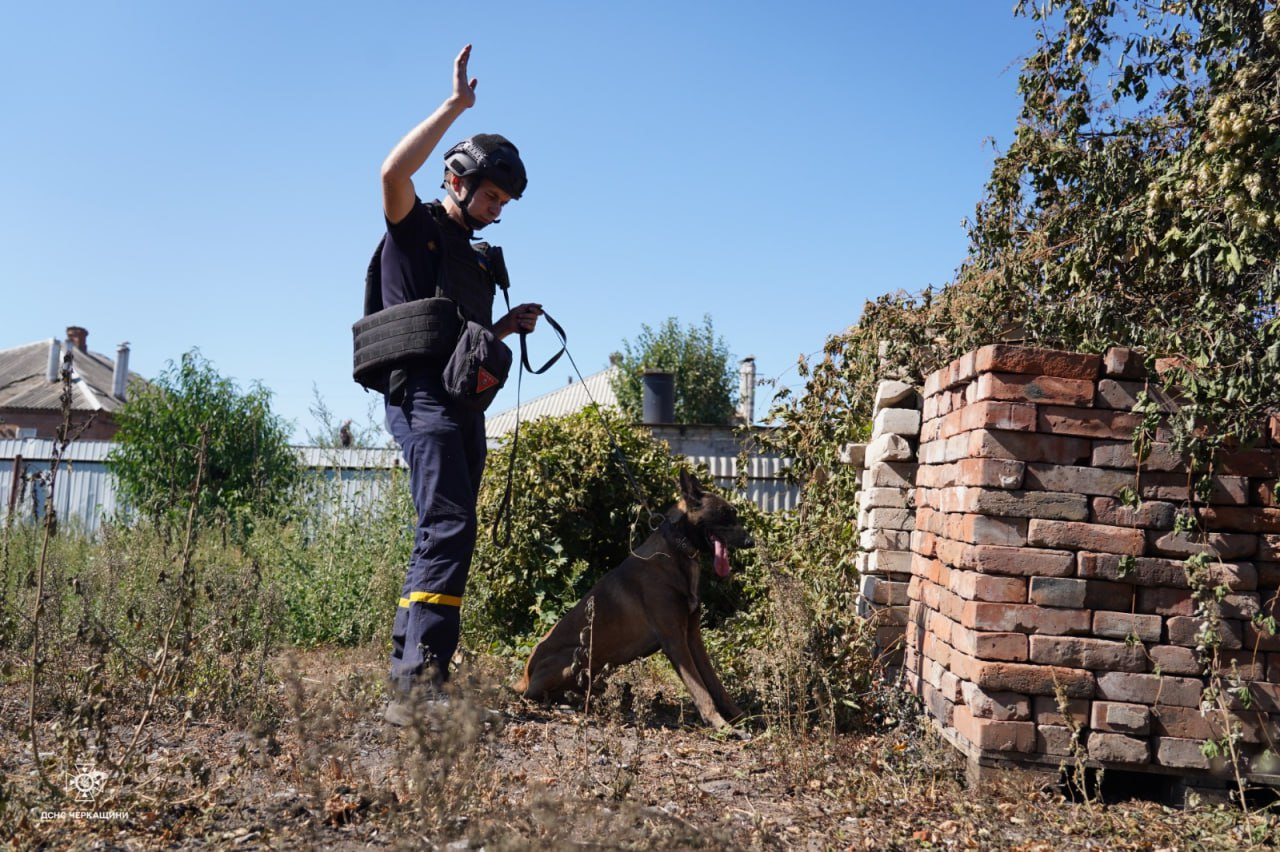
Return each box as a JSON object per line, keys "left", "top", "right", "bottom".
{"left": 4, "top": 646, "right": 1278, "bottom": 850}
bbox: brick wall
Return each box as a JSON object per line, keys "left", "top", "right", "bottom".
{"left": 901, "top": 344, "right": 1280, "bottom": 788}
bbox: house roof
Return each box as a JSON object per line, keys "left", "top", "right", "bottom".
{"left": 0, "top": 339, "right": 143, "bottom": 413}
{"left": 485, "top": 365, "right": 620, "bottom": 441}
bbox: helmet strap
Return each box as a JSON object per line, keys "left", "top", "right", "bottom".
{"left": 444, "top": 176, "right": 497, "bottom": 231}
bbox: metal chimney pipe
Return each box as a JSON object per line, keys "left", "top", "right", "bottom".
{"left": 642, "top": 370, "right": 675, "bottom": 424}
{"left": 738, "top": 356, "right": 756, "bottom": 425}
{"left": 113, "top": 342, "right": 130, "bottom": 400}
{"left": 46, "top": 338, "right": 60, "bottom": 382}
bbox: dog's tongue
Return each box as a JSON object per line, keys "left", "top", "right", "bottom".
{"left": 713, "top": 536, "right": 731, "bottom": 578}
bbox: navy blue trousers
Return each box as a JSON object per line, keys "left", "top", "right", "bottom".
{"left": 385, "top": 371, "right": 487, "bottom": 694}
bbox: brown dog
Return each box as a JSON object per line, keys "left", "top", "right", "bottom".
{"left": 515, "top": 470, "right": 753, "bottom": 730}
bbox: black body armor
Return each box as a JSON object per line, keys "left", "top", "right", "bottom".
{"left": 353, "top": 202, "right": 509, "bottom": 394}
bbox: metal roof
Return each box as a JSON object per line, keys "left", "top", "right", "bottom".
{"left": 0, "top": 339, "right": 144, "bottom": 413}
{"left": 485, "top": 365, "right": 620, "bottom": 441}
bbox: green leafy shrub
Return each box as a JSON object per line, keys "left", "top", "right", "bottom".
{"left": 466, "top": 406, "right": 695, "bottom": 653}
{"left": 108, "top": 350, "right": 301, "bottom": 539}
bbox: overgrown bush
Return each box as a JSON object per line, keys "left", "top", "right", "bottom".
{"left": 467, "top": 407, "right": 707, "bottom": 653}
{"left": 108, "top": 350, "right": 301, "bottom": 540}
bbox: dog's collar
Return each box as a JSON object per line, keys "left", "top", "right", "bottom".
{"left": 659, "top": 516, "right": 700, "bottom": 560}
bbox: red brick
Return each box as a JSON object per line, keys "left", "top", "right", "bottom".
{"left": 974, "top": 345, "right": 1101, "bottom": 381}
{"left": 1087, "top": 732, "right": 1151, "bottom": 765}
{"left": 1094, "top": 378, "right": 1137, "bottom": 411}
{"left": 1084, "top": 579, "right": 1137, "bottom": 611}
{"left": 946, "top": 514, "right": 1029, "bottom": 547}
{"left": 950, "top": 571, "right": 1027, "bottom": 603}
{"left": 1090, "top": 496, "right": 1177, "bottom": 530}
{"left": 1151, "top": 706, "right": 1215, "bottom": 740}
{"left": 963, "top": 602, "right": 1092, "bottom": 635}
{"left": 1147, "top": 530, "right": 1258, "bottom": 560}
{"left": 1136, "top": 587, "right": 1195, "bottom": 616}
{"left": 972, "top": 632, "right": 1029, "bottom": 662}
{"left": 1230, "top": 681, "right": 1280, "bottom": 713}
{"left": 1217, "top": 448, "right": 1280, "bottom": 478}
{"left": 972, "top": 661, "right": 1095, "bottom": 698}
{"left": 961, "top": 681, "right": 1031, "bottom": 721}
{"left": 1079, "top": 553, "right": 1258, "bottom": 591}
{"left": 1221, "top": 593, "right": 1260, "bottom": 620}
{"left": 1262, "top": 535, "right": 1280, "bottom": 560}
{"left": 956, "top": 544, "right": 1076, "bottom": 577}
{"left": 917, "top": 458, "right": 1026, "bottom": 489}
{"left": 1198, "top": 507, "right": 1280, "bottom": 535}
{"left": 941, "top": 487, "right": 1090, "bottom": 521}
{"left": 1091, "top": 440, "right": 1186, "bottom": 472}
{"left": 1154, "top": 737, "right": 1212, "bottom": 769}
{"left": 1092, "top": 611, "right": 1162, "bottom": 643}
{"left": 1148, "top": 645, "right": 1201, "bottom": 676}
{"left": 1253, "top": 480, "right": 1279, "bottom": 507}
{"left": 935, "top": 401, "right": 1038, "bottom": 441}
{"left": 1028, "top": 577, "right": 1088, "bottom": 608}
{"left": 1091, "top": 701, "right": 1152, "bottom": 735}
{"left": 1243, "top": 622, "right": 1280, "bottom": 652}
{"left": 1028, "top": 636, "right": 1148, "bottom": 672}
{"left": 1140, "top": 472, "right": 1251, "bottom": 505}
{"left": 970, "top": 372, "right": 1096, "bottom": 407}
{"left": 1032, "top": 695, "right": 1089, "bottom": 727}
{"left": 1023, "top": 464, "right": 1134, "bottom": 497}
{"left": 1216, "top": 651, "right": 1266, "bottom": 682}
{"left": 915, "top": 506, "right": 943, "bottom": 535}
{"left": 1102, "top": 347, "right": 1146, "bottom": 379}
{"left": 951, "top": 623, "right": 1028, "bottom": 661}
{"left": 1095, "top": 671, "right": 1202, "bottom": 707}
{"left": 1166, "top": 616, "right": 1243, "bottom": 650}
{"left": 1028, "top": 519, "right": 1146, "bottom": 555}
{"left": 922, "top": 632, "right": 953, "bottom": 669}
{"left": 953, "top": 704, "right": 1036, "bottom": 753}
{"left": 968, "top": 429, "right": 1093, "bottom": 466}
{"left": 1038, "top": 405, "right": 1143, "bottom": 440}
{"left": 1036, "top": 724, "right": 1080, "bottom": 757}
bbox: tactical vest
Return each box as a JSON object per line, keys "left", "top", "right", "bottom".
{"left": 352, "top": 201, "right": 508, "bottom": 393}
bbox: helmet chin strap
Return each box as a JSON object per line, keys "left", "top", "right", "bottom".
{"left": 445, "top": 178, "right": 497, "bottom": 232}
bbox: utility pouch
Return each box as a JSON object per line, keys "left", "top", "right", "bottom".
{"left": 352, "top": 297, "right": 461, "bottom": 393}
{"left": 442, "top": 319, "right": 513, "bottom": 412}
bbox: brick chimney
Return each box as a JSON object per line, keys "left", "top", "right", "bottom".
{"left": 66, "top": 326, "right": 88, "bottom": 353}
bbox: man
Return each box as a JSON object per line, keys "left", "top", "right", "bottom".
{"left": 378, "top": 44, "right": 541, "bottom": 725}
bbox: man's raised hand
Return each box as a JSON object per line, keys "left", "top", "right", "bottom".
{"left": 451, "top": 44, "right": 478, "bottom": 110}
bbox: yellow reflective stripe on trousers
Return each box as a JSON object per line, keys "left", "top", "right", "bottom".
{"left": 398, "top": 591, "right": 463, "bottom": 608}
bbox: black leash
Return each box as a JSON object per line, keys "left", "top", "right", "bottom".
{"left": 491, "top": 309, "right": 661, "bottom": 547}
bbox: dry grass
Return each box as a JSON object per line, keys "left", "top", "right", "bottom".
{"left": 4, "top": 645, "right": 1277, "bottom": 850}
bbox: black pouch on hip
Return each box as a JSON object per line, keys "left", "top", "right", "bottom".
{"left": 442, "top": 319, "right": 513, "bottom": 412}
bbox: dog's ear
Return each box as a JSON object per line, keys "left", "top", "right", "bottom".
{"left": 679, "top": 468, "right": 704, "bottom": 505}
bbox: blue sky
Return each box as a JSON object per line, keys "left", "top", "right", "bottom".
{"left": 1, "top": 2, "right": 1040, "bottom": 442}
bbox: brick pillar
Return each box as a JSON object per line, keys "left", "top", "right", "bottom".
{"left": 906, "top": 343, "right": 1280, "bottom": 790}
{"left": 853, "top": 380, "right": 922, "bottom": 680}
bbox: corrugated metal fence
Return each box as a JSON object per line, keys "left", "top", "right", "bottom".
{"left": 1, "top": 438, "right": 796, "bottom": 535}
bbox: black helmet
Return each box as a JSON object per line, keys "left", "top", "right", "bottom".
{"left": 443, "top": 133, "right": 527, "bottom": 199}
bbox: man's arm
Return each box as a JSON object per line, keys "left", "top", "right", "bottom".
{"left": 381, "top": 44, "right": 477, "bottom": 225}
